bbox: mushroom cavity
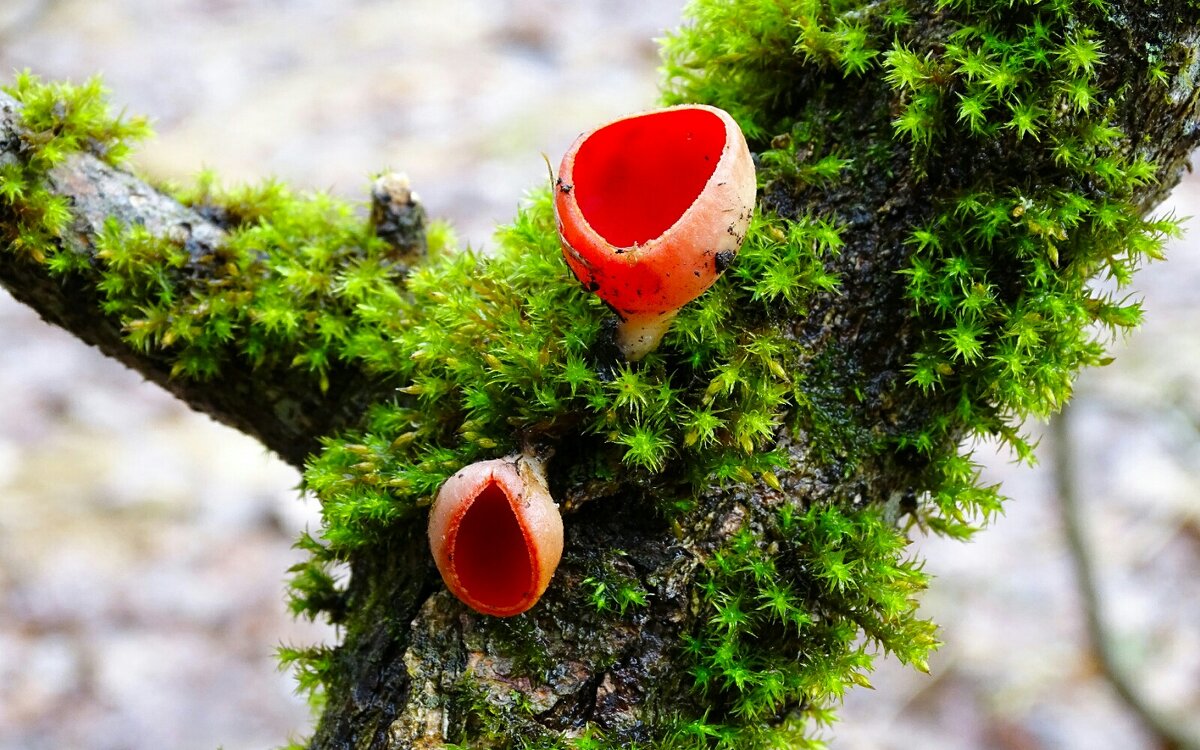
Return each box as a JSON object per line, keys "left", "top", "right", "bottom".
{"left": 427, "top": 453, "right": 563, "bottom": 617}
{"left": 555, "top": 104, "right": 757, "bottom": 360}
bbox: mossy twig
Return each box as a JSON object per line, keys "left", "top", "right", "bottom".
{"left": 1052, "top": 405, "right": 1200, "bottom": 750}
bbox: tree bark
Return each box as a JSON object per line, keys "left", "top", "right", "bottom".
{"left": 1, "top": 2, "right": 1199, "bottom": 749}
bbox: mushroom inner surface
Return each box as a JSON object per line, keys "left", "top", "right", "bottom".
{"left": 573, "top": 107, "right": 725, "bottom": 248}
{"left": 455, "top": 481, "right": 534, "bottom": 611}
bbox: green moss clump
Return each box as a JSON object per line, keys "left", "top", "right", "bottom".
{"left": 673, "top": 503, "right": 936, "bottom": 750}
{"left": 445, "top": 494, "right": 942, "bottom": 749}
{"left": 580, "top": 551, "right": 651, "bottom": 617}
{"left": 665, "top": 0, "right": 1181, "bottom": 527}
{"left": 103, "top": 174, "right": 460, "bottom": 384}
{"left": 4, "top": 71, "right": 150, "bottom": 166}
{"left": 0, "top": 73, "right": 149, "bottom": 269}
{"left": 659, "top": 0, "right": 1182, "bottom": 742}
{"left": 881, "top": 0, "right": 1181, "bottom": 535}
{"left": 302, "top": 191, "right": 842, "bottom": 550}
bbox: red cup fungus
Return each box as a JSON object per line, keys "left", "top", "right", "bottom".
{"left": 428, "top": 453, "right": 563, "bottom": 617}
{"left": 555, "top": 104, "right": 757, "bottom": 360}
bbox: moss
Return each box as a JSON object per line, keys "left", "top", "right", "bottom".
{"left": 668, "top": 503, "right": 936, "bottom": 750}
{"left": 667, "top": 0, "right": 1180, "bottom": 494}
{"left": 277, "top": 641, "right": 334, "bottom": 714}
{"left": 580, "top": 550, "right": 651, "bottom": 617}
{"left": 878, "top": 0, "right": 1181, "bottom": 536}
{"left": 1, "top": 0, "right": 1192, "bottom": 742}
{"left": 4, "top": 71, "right": 149, "bottom": 167}
{"left": 0, "top": 73, "right": 148, "bottom": 269}
{"left": 2, "top": 71, "right": 846, "bottom": 748}
{"left": 447, "top": 678, "right": 538, "bottom": 747}
{"left": 299, "top": 188, "right": 841, "bottom": 553}
{"left": 661, "top": 0, "right": 1183, "bottom": 741}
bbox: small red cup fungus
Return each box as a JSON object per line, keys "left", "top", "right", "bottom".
{"left": 428, "top": 453, "right": 563, "bottom": 617}
{"left": 555, "top": 104, "right": 756, "bottom": 360}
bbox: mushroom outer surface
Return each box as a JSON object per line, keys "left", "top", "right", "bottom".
{"left": 554, "top": 104, "right": 756, "bottom": 318}
{"left": 427, "top": 455, "right": 564, "bottom": 617}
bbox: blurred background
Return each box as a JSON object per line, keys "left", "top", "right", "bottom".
{"left": 0, "top": 1, "right": 1196, "bottom": 749}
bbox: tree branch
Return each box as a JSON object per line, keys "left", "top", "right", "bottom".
{"left": 2, "top": 1, "right": 1200, "bottom": 748}
{"left": 0, "top": 91, "right": 425, "bottom": 468}
{"left": 333, "top": 2, "right": 1200, "bottom": 746}
{"left": 1052, "top": 406, "right": 1200, "bottom": 750}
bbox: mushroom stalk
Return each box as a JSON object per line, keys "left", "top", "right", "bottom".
{"left": 615, "top": 310, "right": 677, "bottom": 362}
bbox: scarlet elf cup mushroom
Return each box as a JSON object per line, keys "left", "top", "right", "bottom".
{"left": 427, "top": 453, "right": 563, "bottom": 617}
{"left": 555, "top": 104, "right": 757, "bottom": 360}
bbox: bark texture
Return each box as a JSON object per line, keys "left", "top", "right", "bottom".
{"left": 1, "top": 2, "right": 1199, "bottom": 749}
